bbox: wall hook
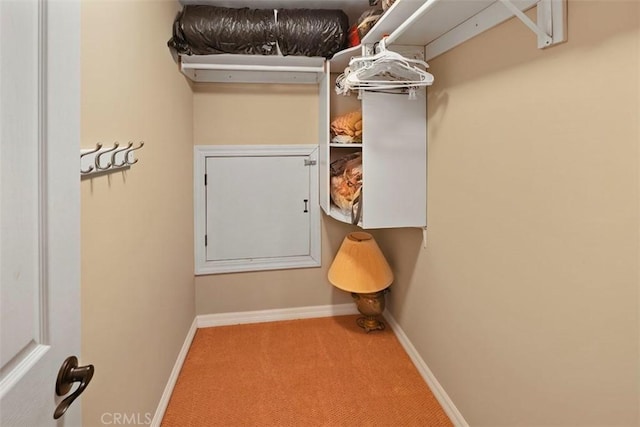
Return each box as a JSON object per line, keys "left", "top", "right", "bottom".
{"left": 80, "top": 140, "right": 144, "bottom": 177}
{"left": 111, "top": 141, "right": 133, "bottom": 167}
{"left": 125, "top": 141, "right": 144, "bottom": 165}
{"left": 80, "top": 143, "right": 103, "bottom": 174}
{"left": 95, "top": 142, "right": 120, "bottom": 170}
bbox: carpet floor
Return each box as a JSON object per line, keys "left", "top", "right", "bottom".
{"left": 161, "top": 315, "right": 452, "bottom": 426}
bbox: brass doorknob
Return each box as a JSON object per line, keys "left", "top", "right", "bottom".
{"left": 53, "top": 356, "right": 94, "bottom": 419}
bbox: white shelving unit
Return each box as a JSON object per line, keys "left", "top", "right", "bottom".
{"left": 320, "top": 62, "right": 427, "bottom": 229}
{"left": 389, "top": 0, "right": 566, "bottom": 60}
{"left": 177, "top": 0, "right": 566, "bottom": 83}
{"left": 180, "top": 54, "right": 325, "bottom": 84}
{"left": 176, "top": 0, "right": 566, "bottom": 230}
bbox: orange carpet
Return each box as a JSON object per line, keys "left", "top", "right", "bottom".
{"left": 161, "top": 315, "right": 452, "bottom": 427}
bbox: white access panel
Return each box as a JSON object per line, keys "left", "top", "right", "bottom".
{"left": 195, "top": 145, "right": 320, "bottom": 274}
{"left": 361, "top": 90, "right": 427, "bottom": 228}
{"left": 206, "top": 155, "right": 310, "bottom": 261}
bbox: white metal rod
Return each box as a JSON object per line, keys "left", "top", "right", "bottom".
{"left": 499, "top": 0, "right": 553, "bottom": 44}
{"left": 181, "top": 63, "right": 325, "bottom": 73}
{"left": 386, "top": 0, "right": 440, "bottom": 45}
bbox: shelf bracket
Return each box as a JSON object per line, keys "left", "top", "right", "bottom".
{"left": 500, "top": 0, "right": 565, "bottom": 48}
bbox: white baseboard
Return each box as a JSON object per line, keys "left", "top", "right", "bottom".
{"left": 197, "top": 303, "right": 359, "bottom": 328}
{"left": 150, "top": 318, "right": 198, "bottom": 427}
{"left": 384, "top": 311, "right": 469, "bottom": 427}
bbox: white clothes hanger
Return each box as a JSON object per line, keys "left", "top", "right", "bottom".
{"left": 348, "top": 38, "right": 430, "bottom": 70}
{"left": 347, "top": 58, "right": 433, "bottom": 85}
{"left": 335, "top": 37, "right": 434, "bottom": 98}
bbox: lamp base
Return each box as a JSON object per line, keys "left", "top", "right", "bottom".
{"left": 356, "top": 316, "right": 385, "bottom": 332}
{"left": 351, "top": 289, "right": 388, "bottom": 333}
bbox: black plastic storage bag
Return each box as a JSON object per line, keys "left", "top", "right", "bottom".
{"left": 168, "top": 5, "right": 349, "bottom": 58}
{"left": 168, "top": 5, "right": 278, "bottom": 56}
{"left": 277, "top": 9, "right": 348, "bottom": 58}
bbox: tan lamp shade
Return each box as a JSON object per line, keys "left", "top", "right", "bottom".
{"left": 328, "top": 232, "right": 394, "bottom": 293}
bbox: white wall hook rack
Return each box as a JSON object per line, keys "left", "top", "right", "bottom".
{"left": 80, "top": 141, "right": 144, "bottom": 178}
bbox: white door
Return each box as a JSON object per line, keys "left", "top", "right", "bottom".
{"left": 0, "top": 1, "right": 83, "bottom": 425}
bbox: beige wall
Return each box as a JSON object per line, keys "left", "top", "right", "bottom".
{"left": 378, "top": 1, "right": 640, "bottom": 425}
{"left": 193, "top": 84, "right": 354, "bottom": 314}
{"left": 81, "top": 1, "right": 195, "bottom": 425}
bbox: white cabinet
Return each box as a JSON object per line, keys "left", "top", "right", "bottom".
{"left": 319, "top": 68, "right": 427, "bottom": 229}
{"left": 194, "top": 145, "right": 320, "bottom": 274}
